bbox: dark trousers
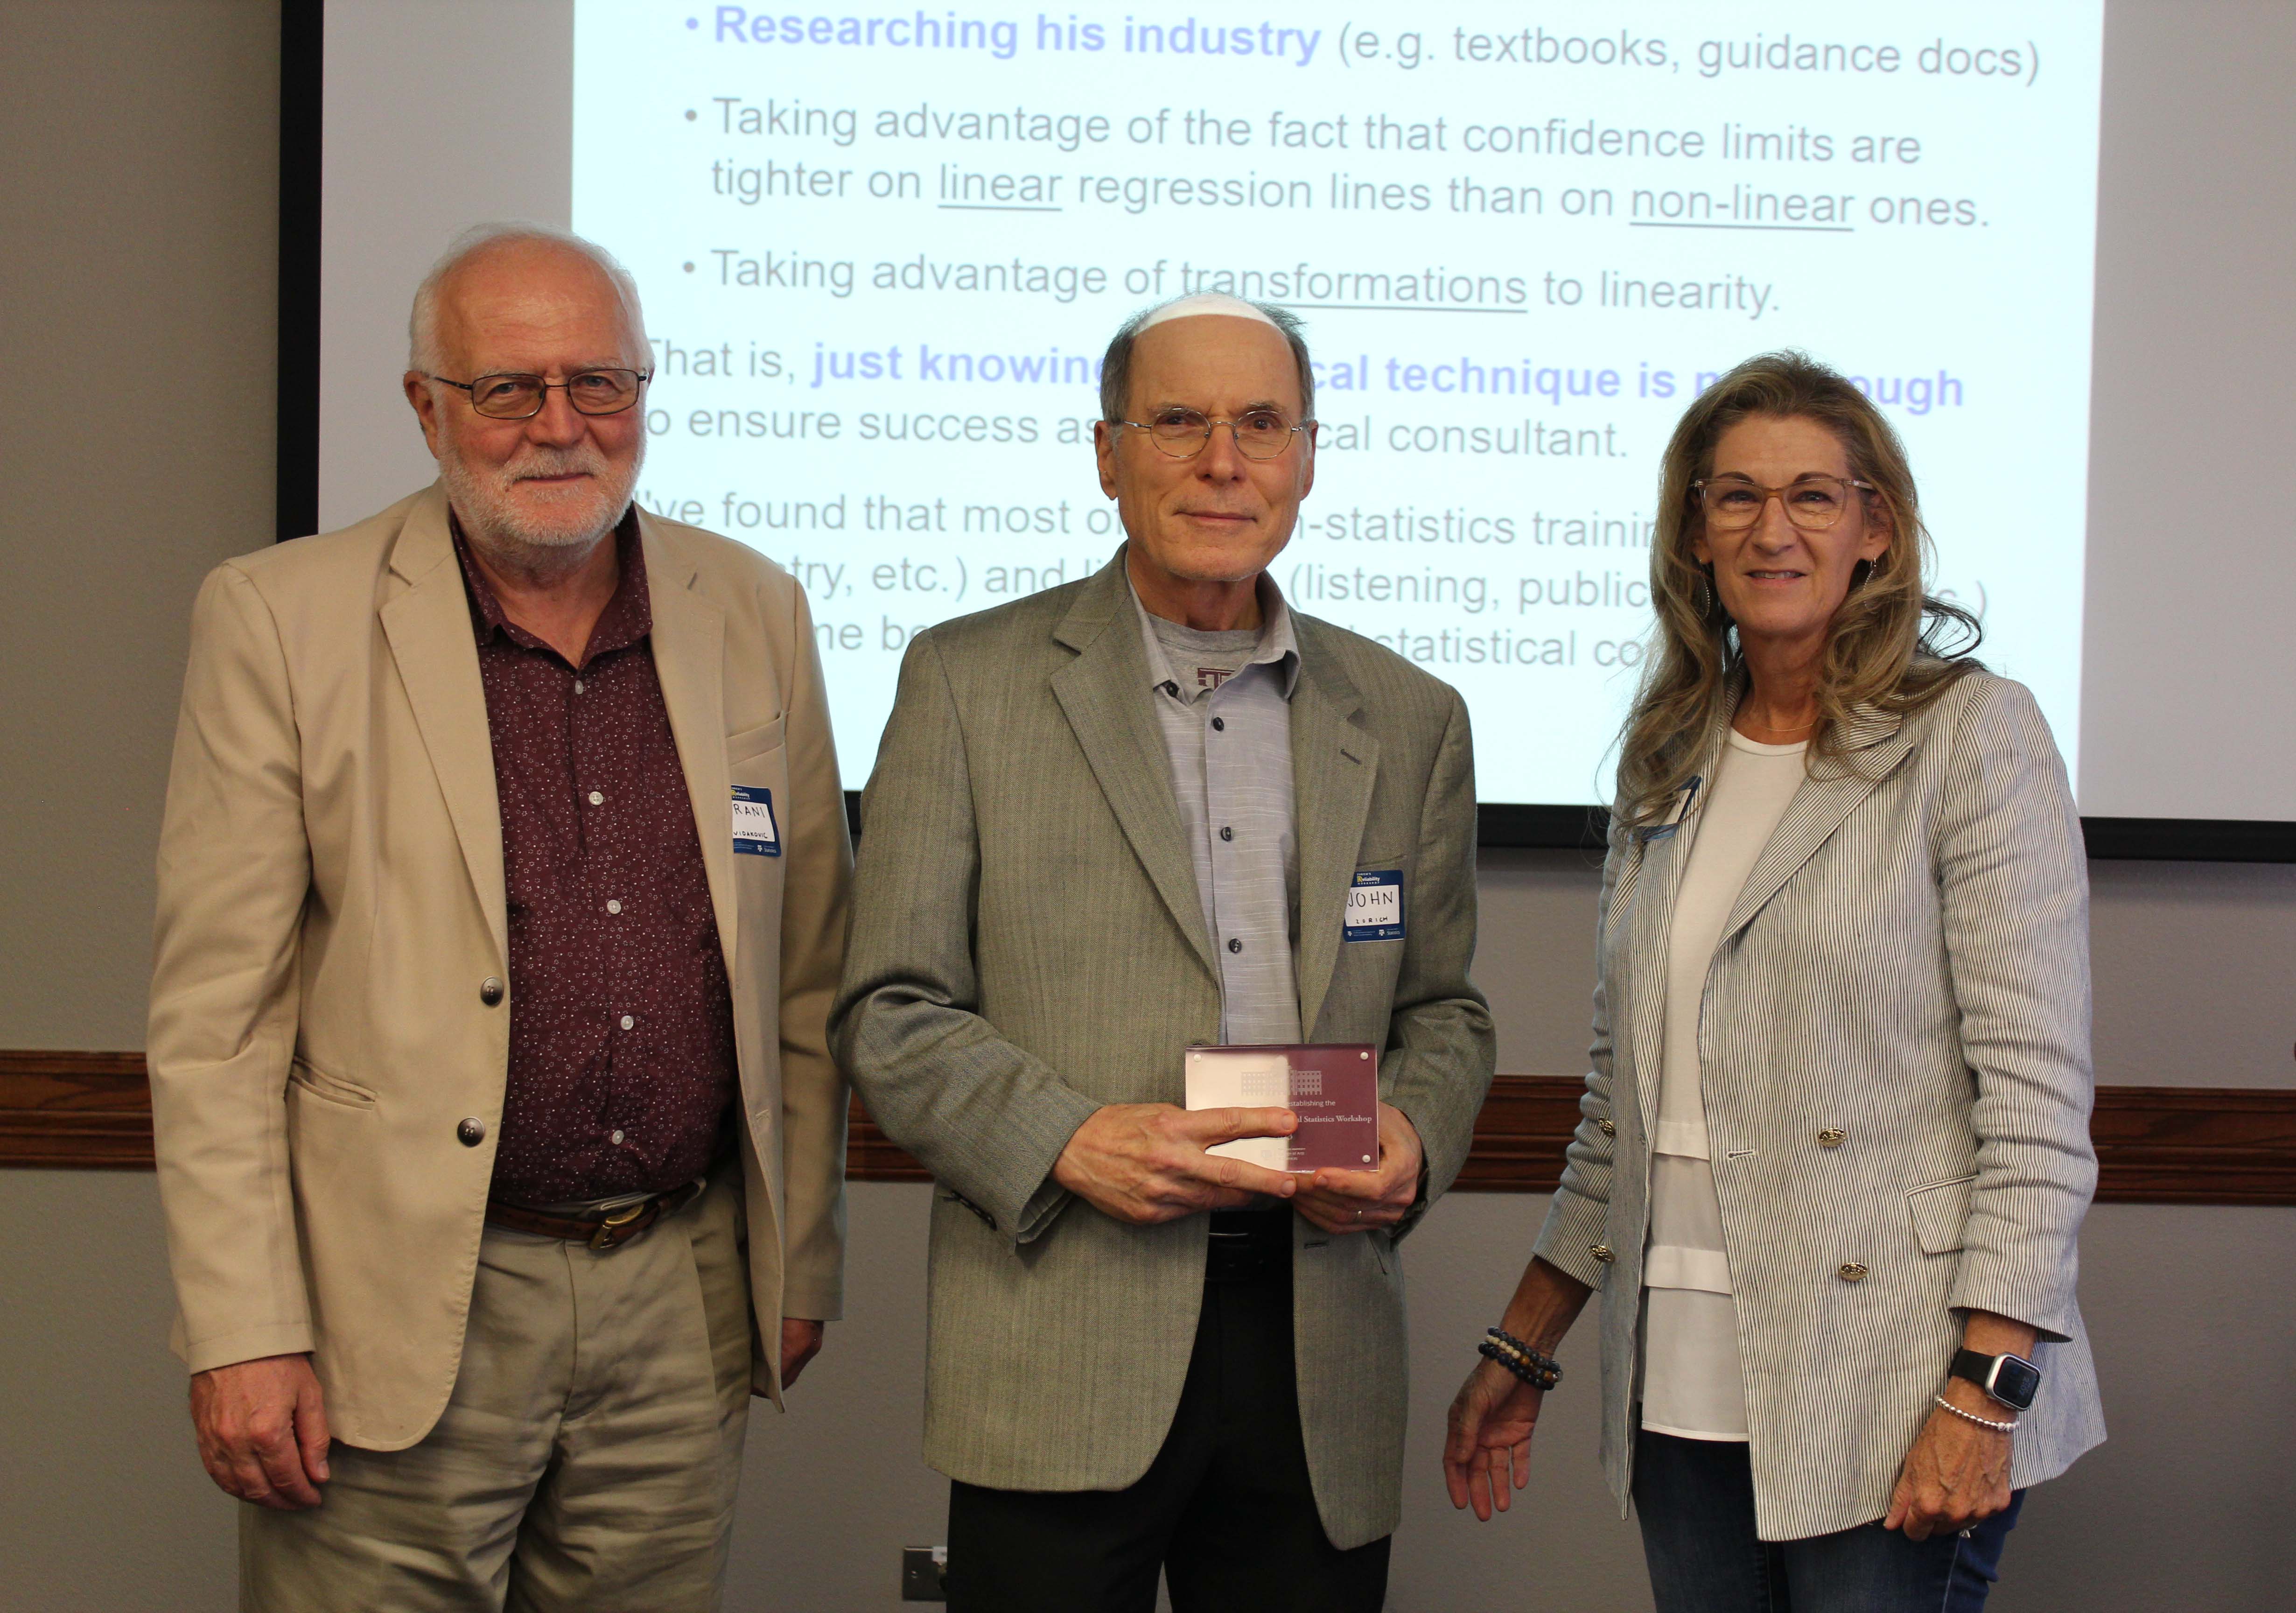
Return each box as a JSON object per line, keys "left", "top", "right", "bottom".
{"left": 1633, "top": 1428, "right": 2023, "bottom": 1613}
{"left": 945, "top": 1215, "right": 1390, "bottom": 1613}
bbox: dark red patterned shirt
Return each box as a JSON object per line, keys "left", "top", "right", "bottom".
{"left": 454, "top": 515, "right": 736, "bottom": 1205}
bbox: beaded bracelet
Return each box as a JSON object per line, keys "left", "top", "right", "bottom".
{"left": 1488, "top": 1342, "right": 1561, "bottom": 1388}
{"left": 1932, "top": 1392, "right": 2017, "bottom": 1434}
{"left": 1478, "top": 1327, "right": 1563, "bottom": 1391}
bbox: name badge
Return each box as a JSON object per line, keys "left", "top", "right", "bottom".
{"left": 731, "top": 785, "right": 780, "bottom": 857}
{"left": 1343, "top": 870, "right": 1404, "bottom": 942}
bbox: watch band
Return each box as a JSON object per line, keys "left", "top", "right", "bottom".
{"left": 1950, "top": 1347, "right": 2042, "bottom": 1411}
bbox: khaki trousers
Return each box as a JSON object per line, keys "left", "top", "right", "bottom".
{"left": 242, "top": 1173, "right": 753, "bottom": 1613}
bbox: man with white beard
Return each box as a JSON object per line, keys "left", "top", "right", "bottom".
{"left": 147, "top": 224, "right": 854, "bottom": 1610}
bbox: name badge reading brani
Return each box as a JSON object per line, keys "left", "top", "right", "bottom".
{"left": 731, "top": 785, "right": 781, "bottom": 857}
{"left": 1343, "top": 870, "right": 1404, "bottom": 942}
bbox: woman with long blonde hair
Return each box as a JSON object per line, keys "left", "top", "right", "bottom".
{"left": 1443, "top": 352, "right": 2104, "bottom": 1611}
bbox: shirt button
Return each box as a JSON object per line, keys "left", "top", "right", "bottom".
{"left": 588, "top": 790, "right": 604, "bottom": 806}
{"left": 1838, "top": 1262, "right": 1869, "bottom": 1283}
{"left": 573, "top": 680, "right": 585, "bottom": 694}
{"left": 1227, "top": 938, "right": 1243, "bottom": 954}
{"left": 1597, "top": 1118, "right": 1617, "bottom": 1136}
{"left": 456, "top": 1117, "right": 487, "bottom": 1147}
{"left": 606, "top": 899, "right": 623, "bottom": 915}
{"left": 619, "top": 1014, "right": 635, "bottom": 1031}
{"left": 1219, "top": 826, "right": 1234, "bottom": 842}
{"left": 1818, "top": 1128, "right": 1846, "bottom": 1149}
{"left": 479, "top": 976, "right": 504, "bottom": 1006}
{"left": 1211, "top": 716, "right": 1226, "bottom": 732}
{"left": 610, "top": 1129, "right": 625, "bottom": 1144}
{"left": 1590, "top": 1244, "right": 1616, "bottom": 1263}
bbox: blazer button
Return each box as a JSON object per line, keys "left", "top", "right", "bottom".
{"left": 1817, "top": 1128, "right": 1846, "bottom": 1149}
{"left": 456, "top": 1117, "right": 487, "bottom": 1147}
{"left": 479, "top": 976, "right": 504, "bottom": 1007}
{"left": 1597, "top": 1118, "right": 1617, "bottom": 1136}
{"left": 1591, "top": 1244, "right": 1616, "bottom": 1263}
{"left": 1837, "top": 1262, "right": 1869, "bottom": 1283}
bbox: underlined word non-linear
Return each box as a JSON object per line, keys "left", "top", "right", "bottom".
{"left": 1630, "top": 220, "right": 1855, "bottom": 233}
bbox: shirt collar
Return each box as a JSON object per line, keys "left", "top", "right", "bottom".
{"left": 449, "top": 505, "right": 651, "bottom": 665}
{"left": 1127, "top": 557, "right": 1301, "bottom": 701}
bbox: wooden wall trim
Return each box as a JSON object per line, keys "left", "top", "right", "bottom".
{"left": 0, "top": 1051, "right": 156, "bottom": 1170}
{"left": 6, "top": 1056, "right": 2294, "bottom": 1206}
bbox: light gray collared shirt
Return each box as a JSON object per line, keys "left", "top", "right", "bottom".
{"left": 1130, "top": 570, "right": 1302, "bottom": 1045}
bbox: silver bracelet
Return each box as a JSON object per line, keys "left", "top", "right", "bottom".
{"left": 1933, "top": 1392, "right": 2017, "bottom": 1433}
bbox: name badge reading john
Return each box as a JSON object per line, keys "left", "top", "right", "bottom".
{"left": 1343, "top": 870, "right": 1404, "bottom": 942}
{"left": 731, "top": 785, "right": 780, "bottom": 857}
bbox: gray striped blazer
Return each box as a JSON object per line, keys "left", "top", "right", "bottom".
{"left": 1532, "top": 672, "right": 2106, "bottom": 1541}
{"left": 832, "top": 552, "right": 1494, "bottom": 1550}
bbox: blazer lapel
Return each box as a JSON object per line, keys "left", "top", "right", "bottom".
{"left": 1624, "top": 830, "right": 1681, "bottom": 1142}
{"left": 1623, "top": 717, "right": 1729, "bottom": 1141}
{"left": 640, "top": 518, "right": 736, "bottom": 982}
{"left": 1050, "top": 557, "right": 1218, "bottom": 979}
{"left": 1717, "top": 706, "right": 1915, "bottom": 944}
{"left": 378, "top": 487, "right": 507, "bottom": 962}
{"left": 1290, "top": 629, "right": 1379, "bottom": 1043}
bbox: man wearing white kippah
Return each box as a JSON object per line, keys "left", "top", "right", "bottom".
{"left": 834, "top": 294, "right": 1495, "bottom": 1609}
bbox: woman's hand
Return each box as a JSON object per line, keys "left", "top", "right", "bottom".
{"left": 1885, "top": 1309, "right": 2034, "bottom": 1540}
{"left": 1883, "top": 1386, "right": 2015, "bottom": 1540}
{"left": 1442, "top": 1255, "right": 1592, "bottom": 1520}
{"left": 1443, "top": 1356, "right": 1546, "bottom": 1521}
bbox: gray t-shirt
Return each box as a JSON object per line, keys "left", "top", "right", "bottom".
{"left": 1148, "top": 616, "right": 1261, "bottom": 705}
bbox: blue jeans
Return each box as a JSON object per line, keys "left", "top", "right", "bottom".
{"left": 1632, "top": 1429, "right": 2023, "bottom": 1613}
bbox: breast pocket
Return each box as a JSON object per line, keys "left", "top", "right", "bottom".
{"left": 1343, "top": 859, "right": 1408, "bottom": 945}
{"left": 728, "top": 717, "right": 790, "bottom": 863}
{"left": 725, "top": 720, "right": 792, "bottom": 987}
{"left": 727, "top": 715, "right": 786, "bottom": 772}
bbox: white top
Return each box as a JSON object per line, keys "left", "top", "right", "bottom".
{"left": 1642, "top": 729, "right": 1807, "bottom": 1441}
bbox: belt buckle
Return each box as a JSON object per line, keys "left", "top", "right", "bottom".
{"left": 588, "top": 1200, "right": 651, "bottom": 1250}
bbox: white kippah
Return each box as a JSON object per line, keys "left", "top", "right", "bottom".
{"left": 1134, "top": 293, "right": 1281, "bottom": 332}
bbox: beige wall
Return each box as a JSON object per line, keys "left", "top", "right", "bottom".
{"left": 0, "top": 0, "right": 280, "bottom": 1051}
{"left": 1, "top": 2, "right": 2291, "bottom": 1609}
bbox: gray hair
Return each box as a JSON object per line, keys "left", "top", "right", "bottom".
{"left": 407, "top": 222, "right": 648, "bottom": 374}
{"left": 1098, "top": 298, "right": 1315, "bottom": 424}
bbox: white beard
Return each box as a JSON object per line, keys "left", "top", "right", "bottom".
{"left": 438, "top": 434, "right": 644, "bottom": 561}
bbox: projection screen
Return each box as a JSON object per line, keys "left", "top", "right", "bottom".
{"left": 298, "top": 0, "right": 2295, "bottom": 856}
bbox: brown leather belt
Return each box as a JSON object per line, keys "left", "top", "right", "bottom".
{"left": 485, "top": 1179, "right": 706, "bottom": 1250}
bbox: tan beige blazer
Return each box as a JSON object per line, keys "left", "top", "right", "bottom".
{"left": 148, "top": 484, "right": 851, "bottom": 1450}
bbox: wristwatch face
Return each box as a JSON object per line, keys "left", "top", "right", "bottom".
{"left": 1988, "top": 1354, "right": 2042, "bottom": 1410}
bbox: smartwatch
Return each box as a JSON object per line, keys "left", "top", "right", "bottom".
{"left": 1950, "top": 1347, "right": 2042, "bottom": 1411}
